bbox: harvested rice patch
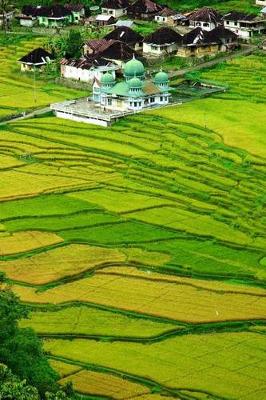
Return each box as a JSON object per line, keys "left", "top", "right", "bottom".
{"left": 0, "top": 231, "right": 63, "bottom": 256}
{"left": 0, "top": 244, "right": 125, "bottom": 284}
{"left": 59, "top": 370, "right": 149, "bottom": 398}
{"left": 13, "top": 273, "right": 266, "bottom": 323}
{"left": 49, "top": 359, "right": 81, "bottom": 378}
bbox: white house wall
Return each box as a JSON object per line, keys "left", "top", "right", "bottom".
{"left": 20, "top": 19, "right": 35, "bottom": 27}
{"left": 143, "top": 42, "right": 177, "bottom": 55}
{"left": 61, "top": 65, "right": 116, "bottom": 83}
{"left": 101, "top": 8, "right": 127, "bottom": 17}
{"left": 256, "top": 0, "right": 266, "bottom": 5}
{"left": 189, "top": 20, "right": 216, "bottom": 31}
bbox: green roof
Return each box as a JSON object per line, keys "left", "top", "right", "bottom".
{"left": 101, "top": 72, "right": 115, "bottom": 85}
{"left": 154, "top": 71, "right": 169, "bottom": 84}
{"left": 128, "top": 77, "right": 143, "bottom": 89}
{"left": 124, "top": 56, "right": 145, "bottom": 78}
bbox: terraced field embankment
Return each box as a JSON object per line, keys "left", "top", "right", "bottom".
{"left": 0, "top": 52, "right": 265, "bottom": 399}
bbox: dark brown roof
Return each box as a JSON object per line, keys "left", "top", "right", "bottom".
{"left": 97, "top": 40, "right": 137, "bottom": 61}
{"left": 101, "top": 0, "right": 129, "bottom": 9}
{"left": 182, "top": 26, "right": 237, "bottom": 46}
{"left": 209, "top": 25, "right": 238, "bottom": 41}
{"left": 24, "top": 4, "right": 72, "bottom": 18}
{"left": 128, "top": 0, "right": 162, "bottom": 15}
{"left": 104, "top": 26, "right": 143, "bottom": 45}
{"left": 188, "top": 7, "right": 221, "bottom": 23}
{"left": 85, "top": 39, "right": 110, "bottom": 53}
{"left": 158, "top": 7, "right": 176, "bottom": 17}
{"left": 65, "top": 3, "right": 85, "bottom": 12}
{"left": 19, "top": 48, "right": 53, "bottom": 64}
{"left": 61, "top": 56, "right": 113, "bottom": 69}
{"left": 145, "top": 27, "right": 182, "bottom": 44}
{"left": 222, "top": 11, "right": 256, "bottom": 21}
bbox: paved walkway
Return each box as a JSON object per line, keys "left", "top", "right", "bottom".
{"left": 0, "top": 107, "right": 51, "bottom": 126}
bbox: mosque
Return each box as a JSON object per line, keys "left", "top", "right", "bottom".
{"left": 93, "top": 55, "right": 170, "bottom": 112}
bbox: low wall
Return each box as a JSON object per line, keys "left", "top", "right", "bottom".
{"left": 55, "top": 111, "right": 109, "bottom": 127}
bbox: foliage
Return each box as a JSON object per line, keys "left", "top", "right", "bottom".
{"left": 0, "top": 363, "right": 39, "bottom": 400}
{"left": 0, "top": 289, "right": 58, "bottom": 396}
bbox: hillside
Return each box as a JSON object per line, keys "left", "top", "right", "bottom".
{"left": 0, "top": 30, "right": 266, "bottom": 398}
{"left": 14, "top": 0, "right": 259, "bottom": 14}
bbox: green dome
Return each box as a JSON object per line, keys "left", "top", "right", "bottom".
{"left": 101, "top": 72, "right": 115, "bottom": 85}
{"left": 128, "top": 77, "right": 143, "bottom": 89}
{"left": 124, "top": 56, "right": 145, "bottom": 79}
{"left": 154, "top": 71, "right": 169, "bottom": 84}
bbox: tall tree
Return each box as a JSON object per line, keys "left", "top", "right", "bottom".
{"left": 0, "top": 0, "right": 13, "bottom": 32}
{"left": 0, "top": 289, "right": 58, "bottom": 396}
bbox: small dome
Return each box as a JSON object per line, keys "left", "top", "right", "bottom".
{"left": 154, "top": 70, "right": 169, "bottom": 84}
{"left": 124, "top": 56, "right": 145, "bottom": 79}
{"left": 128, "top": 77, "right": 143, "bottom": 89}
{"left": 101, "top": 72, "right": 115, "bottom": 85}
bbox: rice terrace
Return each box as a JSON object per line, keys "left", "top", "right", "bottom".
{"left": 0, "top": 0, "right": 266, "bottom": 399}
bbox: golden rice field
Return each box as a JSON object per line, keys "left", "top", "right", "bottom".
{"left": 0, "top": 42, "right": 265, "bottom": 399}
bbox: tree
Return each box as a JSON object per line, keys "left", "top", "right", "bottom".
{"left": 65, "top": 30, "right": 83, "bottom": 59}
{"left": 0, "top": 0, "right": 13, "bottom": 32}
{"left": 0, "top": 363, "right": 40, "bottom": 400}
{"left": 0, "top": 289, "right": 58, "bottom": 396}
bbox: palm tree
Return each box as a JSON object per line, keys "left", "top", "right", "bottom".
{"left": 0, "top": 0, "right": 14, "bottom": 32}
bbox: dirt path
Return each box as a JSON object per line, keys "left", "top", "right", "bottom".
{"left": 0, "top": 106, "right": 51, "bottom": 126}
{"left": 169, "top": 45, "right": 257, "bottom": 78}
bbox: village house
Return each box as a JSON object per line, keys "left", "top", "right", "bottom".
{"left": 177, "top": 26, "right": 238, "bottom": 57}
{"left": 84, "top": 39, "right": 137, "bottom": 68}
{"left": 104, "top": 26, "right": 143, "bottom": 51}
{"left": 17, "top": 6, "right": 38, "bottom": 27}
{"left": 17, "top": 4, "right": 85, "bottom": 27}
{"left": 154, "top": 7, "right": 177, "bottom": 24}
{"left": 222, "top": 11, "right": 266, "bottom": 39}
{"left": 261, "top": 6, "right": 266, "bottom": 16}
{"left": 93, "top": 14, "right": 117, "bottom": 26}
{"left": 154, "top": 7, "right": 189, "bottom": 26}
{"left": 114, "top": 19, "right": 135, "bottom": 28}
{"left": 60, "top": 56, "right": 119, "bottom": 83}
{"left": 256, "top": 0, "right": 266, "bottom": 5}
{"left": 19, "top": 48, "right": 54, "bottom": 72}
{"left": 101, "top": 0, "right": 129, "bottom": 18}
{"left": 93, "top": 56, "right": 170, "bottom": 111}
{"left": 188, "top": 7, "right": 221, "bottom": 31}
{"left": 143, "top": 27, "right": 182, "bottom": 56}
{"left": 64, "top": 3, "right": 85, "bottom": 23}
{"left": 127, "top": 0, "right": 162, "bottom": 20}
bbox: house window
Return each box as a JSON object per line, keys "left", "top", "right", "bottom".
{"left": 203, "top": 22, "right": 209, "bottom": 27}
{"left": 150, "top": 97, "right": 155, "bottom": 103}
{"left": 107, "top": 98, "right": 112, "bottom": 105}
{"left": 226, "top": 20, "right": 229, "bottom": 24}
{"left": 139, "top": 102, "right": 141, "bottom": 106}
{"left": 234, "top": 21, "right": 237, "bottom": 26}
{"left": 134, "top": 102, "right": 137, "bottom": 107}
{"left": 160, "top": 96, "right": 164, "bottom": 101}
